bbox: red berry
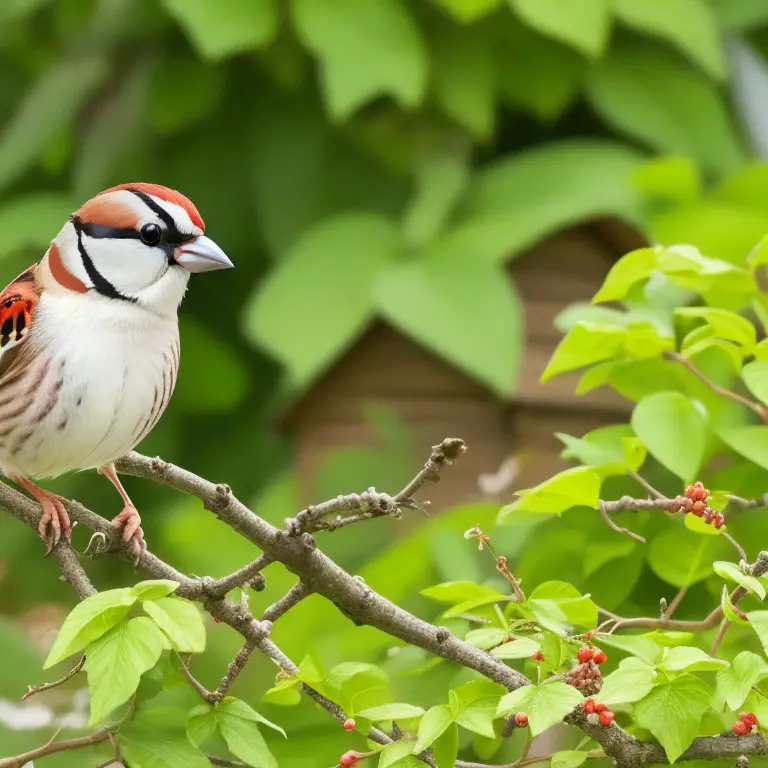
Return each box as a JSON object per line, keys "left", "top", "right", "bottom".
{"left": 515, "top": 712, "right": 529, "bottom": 728}
{"left": 692, "top": 500, "right": 706, "bottom": 517}
{"left": 733, "top": 720, "right": 749, "bottom": 736}
{"left": 595, "top": 702, "right": 607, "bottom": 713}
{"left": 593, "top": 650, "right": 608, "bottom": 665}
{"left": 714, "top": 514, "right": 725, "bottom": 529}
{"left": 599, "top": 710, "right": 615, "bottom": 726}
{"left": 740, "top": 712, "right": 758, "bottom": 727}
{"left": 531, "top": 651, "right": 544, "bottom": 662}
{"left": 343, "top": 718, "right": 356, "bottom": 731}
{"left": 340, "top": 751, "right": 359, "bottom": 768}
{"left": 583, "top": 699, "right": 596, "bottom": 714}
{"left": 502, "top": 635, "right": 517, "bottom": 644}
{"left": 584, "top": 630, "right": 595, "bottom": 640}
{"left": 578, "top": 645, "right": 594, "bottom": 663}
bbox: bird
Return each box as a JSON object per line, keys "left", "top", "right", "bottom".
{"left": 0, "top": 183, "right": 233, "bottom": 558}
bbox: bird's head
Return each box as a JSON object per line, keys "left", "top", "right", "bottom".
{"left": 41, "top": 183, "right": 233, "bottom": 314}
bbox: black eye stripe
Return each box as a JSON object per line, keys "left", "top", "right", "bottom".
{"left": 78, "top": 222, "right": 141, "bottom": 240}
{"left": 128, "top": 189, "right": 191, "bottom": 245}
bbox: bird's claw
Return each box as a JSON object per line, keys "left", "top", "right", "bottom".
{"left": 111, "top": 505, "right": 146, "bottom": 566}
{"left": 37, "top": 494, "right": 72, "bottom": 557}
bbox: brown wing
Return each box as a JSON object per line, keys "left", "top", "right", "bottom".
{"left": 0, "top": 264, "right": 39, "bottom": 379}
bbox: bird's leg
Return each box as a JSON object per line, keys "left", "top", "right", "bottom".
{"left": 98, "top": 462, "right": 145, "bottom": 560}
{"left": 13, "top": 477, "right": 71, "bottom": 556}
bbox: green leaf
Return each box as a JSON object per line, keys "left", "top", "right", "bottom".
{"left": 718, "top": 426, "right": 768, "bottom": 471}
{"left": 143, "top": 597, "right": 206, "bottom": 654}
{"left": 599, "top": 657, "right": 657, "bottom": 705}
{"left": 631, "top": 392, "right": 707, "bottom": 482}
{"left": 161, "top": 0, "right": 276, "bottom": 60}
{"left": 633, "top": 674, "right": 712, "bottom": 763}
{"left": 557, "top": 424, "right": 646, "bottom": 473}
{"left": 747, "top": 611, "right": 768, "bottom": 655}
{"left": 551, "top": 751, "right": 588, "bottom": 768}
{"left": 613, "top": 0, "right": 724, "bottom": 79}
{"left": 508, "top": 0, "right": 611, "bottom": 58}
{"left": 379, "top": 739, "right": 418, "bottom": 768}
{"left": 527, "top": 595, "right": 598, "bottom": 636}
{"left": 376, "top": 257, "right": 522, "bottom": 397}
{"left": 0, "top": 55, "right": 108, "bottom": 195}
{"left": 593, "top": 248, "right": 661, "bottom": 303}
{"left": 413, "top": 704, "right": 455, "bottom": 753}
{"left": 292, "top": 0, "right": 427, "bottom": 119}
{"left": 325, "top": 662, "right": 389, "bottom": 713}
{"left": 598, "top": 635, "right": 665, "bottom": 666}
{"left": 118, "top": 722, "right": 210, "bottom": 768}
{"left": 130, "top": 580, "right": 180, "bottom": 602}
{"left": 421, "top": 581, "right": 503, "bottom": 605}
{"left": 541, "top": 322, "right": 627, "bottom": 381}
{"left": 659, "top": 645, "right": 728, "bottom": 673}
{"left": 432, "top": 0, "right": 501, "bottom": 22}
{"left": 586, "top": 40, "right": 742, "bottom": 175}
{"left": 743, "top": 362, "right": 768, "bottom": 406}
{"left": 497, "top": 681, "right": 583, "bottom": 737}
{"left": 676, "top": 307, "right": 756, "bottom": 353}
{"left": 491, "top": 637, "right": 541, "bottom": 659}
{"left": 453, "top": 680, "right": 505, "bottom": 738}
{"left": 245, "top": 213, "right": 399, "bottom": 390}
{"left": 708, "top": 0, "right": 768, "bottom": 32}
{"left": 722, "top": 585, "right": 750, "bottom": 626}
{"left": 433, "top": 25, "right": 494, "bottom": 139}
{"left": 357, "top": 703, "right": 426, "bottom": 721}
{"left": 187, "top": 703, "right": 217, "bottom": 747}
{"left": 464, "top": 627, "right": 509, "bottom": 650}
{"left": 449, "top": 139, "right": 644, "bottom": 265}
{"left": 630, "top": 156, "right": 701, "bottom": 203}
{"left": 216, "top": 697, "right": 280, "bottom": 767}
{"left": 647, "top": 526, "right": 729, "bottom": 588}
{"left": 44, "top": 588, "right": 137, "bottom": 669}
{"left": 715, "top": 652, "right": 768, "bottom": 710}
{"left": 0, "top": 194, "right": 74, "bottom": 259}
{"left": 713, "top": 561, "right": 766, "bottom": 599}
{"left": 85, "top": 617, "right": 168, "bottom": 725}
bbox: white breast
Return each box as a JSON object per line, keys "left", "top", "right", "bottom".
{"left": 0, "top": 291, "right": 179, "bottom": 479}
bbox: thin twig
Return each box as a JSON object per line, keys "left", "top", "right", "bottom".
{"left": 599, "top": 500, "right": 646, "bottom": 544}
{"left": 261, "top": 582, "right": 310, "bottom": 622}
{"left": 665, "top": 352, "right": 768, "bottom": 422}
{"left": 710, "top": 619, "right": 731, "bottom": 657}
{"left": 723, "top": 532, "right": 748, "bottom": 563}
{"left": 0, "top": 727, "right": 110, "bottom": 767}
{"left": 178, "top": 654, "right": 217, "bottom": 702}
{"left": 22, "top": 655, "right": 85, "bottom": 701}
{"left": 204, "top": 554, "right": 271, "bottom": 598}
{"left": 661, "top": 587, "right": 688, "bottom": 621}
{"left": 213, "top": 640, "right": 256, "bottom": 700}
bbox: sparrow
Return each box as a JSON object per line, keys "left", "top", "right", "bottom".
{"left": 0, "top": 183, "right": 233, "bottom": 557}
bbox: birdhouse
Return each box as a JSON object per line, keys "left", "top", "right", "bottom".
{"left": 280, "top": 219, "right": 648, "bottom": 510}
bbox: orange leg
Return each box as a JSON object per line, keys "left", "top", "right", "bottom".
{"left": 98, "top": 462, "right": 145, "bottom": 556}
{"left": 14, "top": 477, "right": 71, "bottom": 556}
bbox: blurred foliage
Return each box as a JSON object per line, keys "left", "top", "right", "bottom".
{"left": 5, "top": 0, "right": 768, "bottom": 765}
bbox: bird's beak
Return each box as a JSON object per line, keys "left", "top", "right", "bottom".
{"left": 174, "top": 235, "right": 233, "bottom": 273}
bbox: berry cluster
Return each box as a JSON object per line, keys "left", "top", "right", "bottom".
{"left": 584, "top": 698, "right": 614, "bottom": 726}
{"left": 566, "top": 647, "right": 607, "bottom": 695}
{"left": 732, "top": 712, "right": 759, "bottom": 735}
{"left": 671, "top": 482, "right": 725, "bottom": 528}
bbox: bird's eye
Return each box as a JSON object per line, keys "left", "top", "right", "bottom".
{"left": 140, "top": 223, "right": 162, "bottom": 245}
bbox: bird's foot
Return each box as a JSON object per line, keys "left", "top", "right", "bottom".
{"left": 111, "top": 505, "right": 146, "bottom": 565}
{"left": 38, "top": 493, "right": 72, "bottom": 556}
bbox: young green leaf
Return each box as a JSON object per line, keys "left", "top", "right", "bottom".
{"left": 658, "top": 645, "right": 728, "bottom": 673}
{"left": 633, "top": 674, "right": 712, "bottom": 762}
{"left": 722, "top": 586, "right": 750, "bottom": 626}
{"left": 413, "top": 704, "right": 455, "bottom": 753}
{"left": 541, "top": 322, "right": 627, "bottom": 382}
{"left": 464, "top": 627, "right": 509, "bottom": 650}
{"left": 718, "top": 426, "right": 768, "bottom": 471}
{"left": 187, "top": 703, "right": 217, "bottom": 746}
{"left": 118, "top": 722, "right": 210, "bottom": 768}
{"left": 747, "top": 611, "right": 768, "bottom": 654}
{"left": 216, "top": 697, "right": 281, "bottom": 767}
{"left": 433, "top": 722, "right": 459, "bottom": 768}
{"left": 379, "top": 739, "right": 418, "bottom": 768}
{"left": 421, "top": 581, "right": 503, "bottom": 605}
{"left": 130, "top": 580, "right": 180, "bottom": 601}
{"left": 498, "top": 466, "right": 602, "bottom": 520}
{"left": 597, "top": 635, "right": 664, "bottom": 666}
{"left": 675, "top": 307, "right": 756, "bottom": 353}
{"left": 143, "top": 596, "right": 206, "bottom": 653}
{"left": 713, "top": 561, "right": 766, "bottom": 599}
{"left": 592, "top": 248, "right": 661, "bottom": 304}
{"left": 454, "top": 680, "right": 503, "bottom": 738}
{"left": 217, "top": 696, "right": 286, "bottom": 738}
{"left": 44, "top": 587, "right": 137, "bottom": 669}
{"left": 647, "top": 526, "right": 729, "bottom": 588}
{"left": 551, "top": 751, "right": 588, "bottom": 768}
{"left": 85, "top": 617, "right": 169, "bottom": 725}
{"left": 491, "top": 637, "right": 541, "bottom": 659}
{"left": 497, "top": 681, "right": 583, "bottom": 736}
{"left": 356, "top": 703, "right": 425, "bottom": 721}
{"left": 598, "top": 657, "right": 657, "bottom": 705}
{"left": 742, "top": 361, "right": 768, "bottom": 405}
{"left": 715, "top": 651, "right": 768, "bottom": 710}
{"left": 631, "top": 392, "right": 707, "bottom": 482}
